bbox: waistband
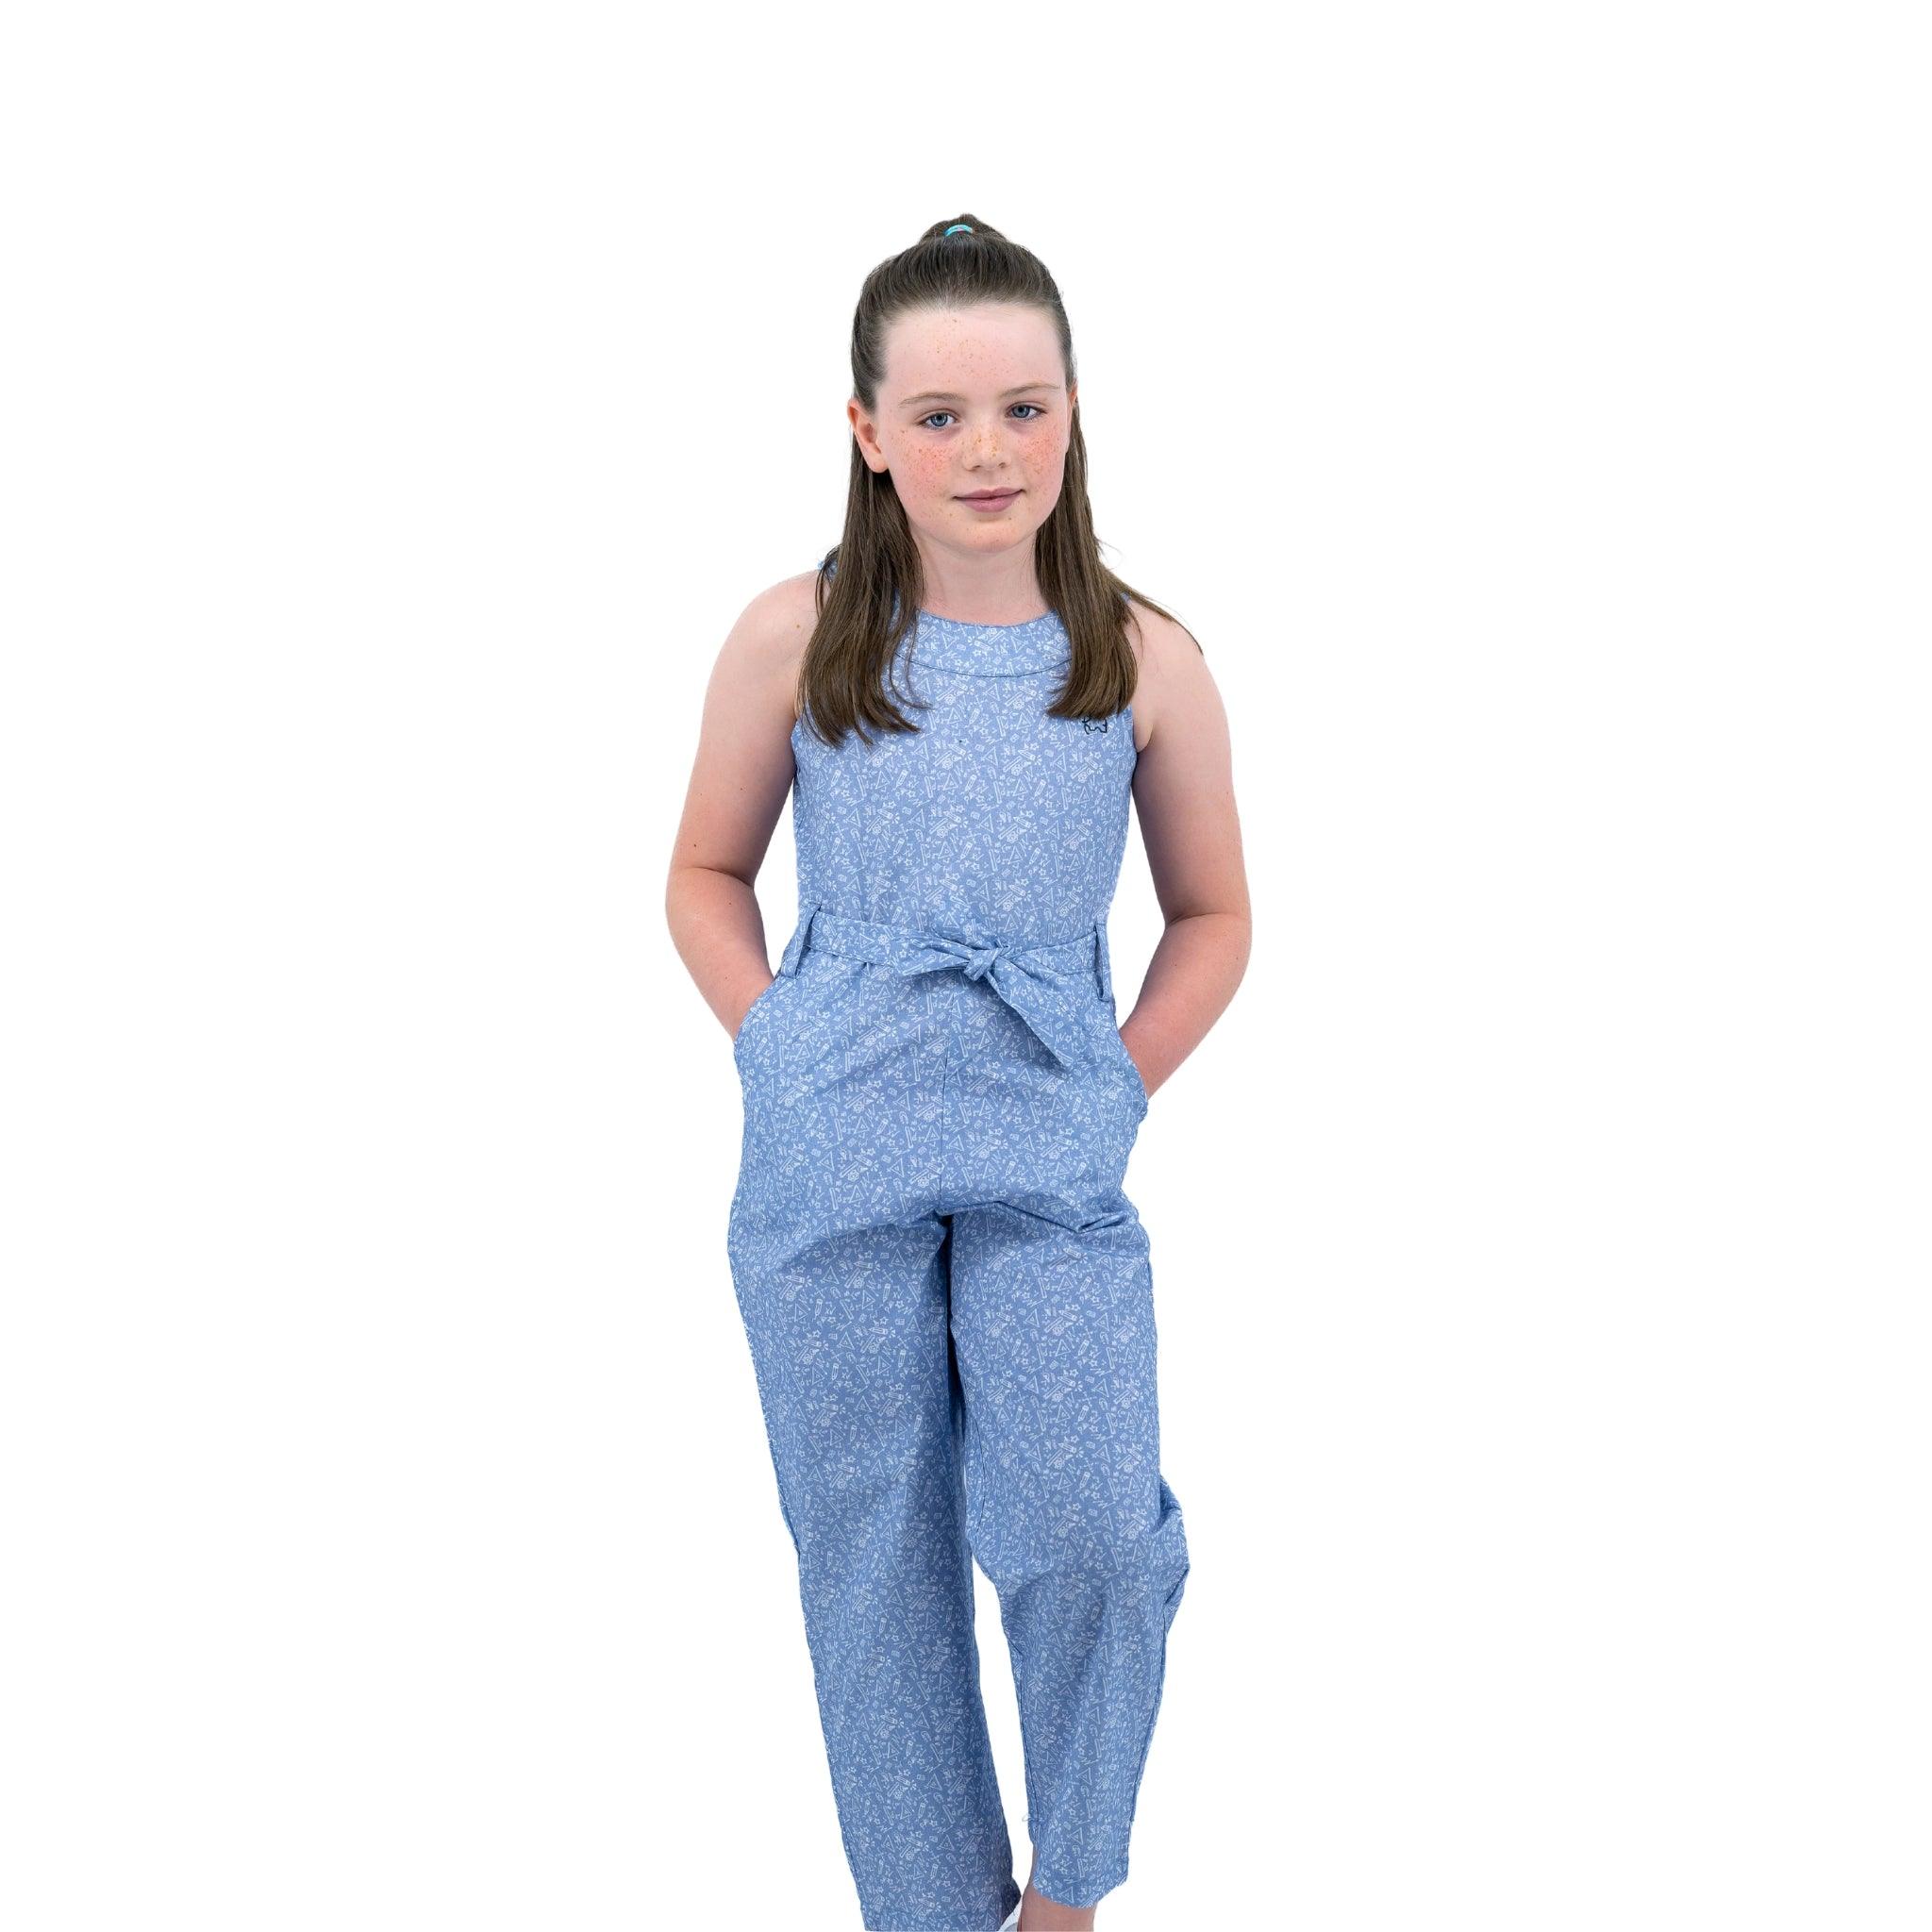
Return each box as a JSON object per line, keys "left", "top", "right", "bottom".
{"left": 774, "top": 902, "right": 1117, "bottom": 1070}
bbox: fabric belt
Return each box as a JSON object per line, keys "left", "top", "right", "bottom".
{"left": 774, "top": 902, "right": 1116, "bottom": 1071}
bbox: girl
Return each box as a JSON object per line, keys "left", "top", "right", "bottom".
{"left": 668, "top": 216, "right": 1250, "bottom": 1931}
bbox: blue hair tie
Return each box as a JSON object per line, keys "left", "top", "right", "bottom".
{"left": 944, "top": 222, "right": 974, "bottom": 236}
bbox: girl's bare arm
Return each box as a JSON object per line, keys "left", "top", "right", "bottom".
{"left": 1120, "top": 613, "right": 1252, "bottom": 1098}
{"left": 666, "top": 576, "right": 814, "bottom": 1041}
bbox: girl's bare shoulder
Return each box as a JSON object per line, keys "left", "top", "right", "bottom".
{"left": 737, "top": 568, "right": 822, "bottom": 648}
{"left": 1120, "top": 596, "right": 1210, "bottom": 754}
{"left": 717, "top": 570, "right": 822, "bottom": 724}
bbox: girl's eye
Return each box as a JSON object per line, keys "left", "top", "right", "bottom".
{"left": 919, "top": 404, "right": 1047, "bottom": 430}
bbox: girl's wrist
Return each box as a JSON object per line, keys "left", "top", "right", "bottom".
{"left": 728, "top": 969, "right": 776, "bottom": 1038}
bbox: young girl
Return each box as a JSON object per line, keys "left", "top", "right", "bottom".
{"left": 669, "top": 216, "right": 1250, "bottom": 1931}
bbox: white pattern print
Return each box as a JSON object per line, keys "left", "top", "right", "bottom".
{"left": 726, "top": 596, "right": 1191, "bottom": 1930}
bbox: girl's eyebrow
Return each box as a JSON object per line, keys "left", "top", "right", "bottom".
{"left": 900, "top": 383, "right": 1062, "bottom": 408}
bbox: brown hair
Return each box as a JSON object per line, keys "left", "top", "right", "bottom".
{"left": 797, "top": 214, "right": 1199, "bottom": 749}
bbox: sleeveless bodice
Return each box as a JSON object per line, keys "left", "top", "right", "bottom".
{"left": 789, "top": 608, "right": 1137, "bottom": 949}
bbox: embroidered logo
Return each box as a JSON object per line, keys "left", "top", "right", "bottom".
{"left": 1081, "top": 718, "right": 1110, "bottom": 733}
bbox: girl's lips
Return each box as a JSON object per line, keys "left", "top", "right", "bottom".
{"left": 958, "top": 491, "right": 1020, "bottom": 511}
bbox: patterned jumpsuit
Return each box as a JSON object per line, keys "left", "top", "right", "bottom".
{"left": 726, "top": 596, "right": 1191, "bottom": 1930}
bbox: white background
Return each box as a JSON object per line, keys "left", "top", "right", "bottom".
{"left": 4, "top": 5, "right": 1926, "bottom": 1927}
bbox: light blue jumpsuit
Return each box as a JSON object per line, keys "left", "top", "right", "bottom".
{"left": 726, "top": 594, "right": 1191, "bottom": 1930}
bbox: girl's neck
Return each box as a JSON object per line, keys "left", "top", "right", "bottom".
{"left": 914, "top": 550, "right": 1048, "bottom": 628}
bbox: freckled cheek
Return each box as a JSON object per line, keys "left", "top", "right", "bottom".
{"left": 1023, "top": 437, "right": 1069, "bottom": 497}
{"left": 903, "top": 448, "right": 955, "bottom": 498}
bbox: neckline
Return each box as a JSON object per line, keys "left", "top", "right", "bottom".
{"left": 816, "top": 565, "right": 1072, "bottom": 674}
{"left": 906, "top": 606, "right": 1070, "bottom": 676}
{"left": 916, "top": 608, "right": 1055, "bottom": 631}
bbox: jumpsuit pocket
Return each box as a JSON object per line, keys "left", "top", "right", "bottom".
{"left": 1104, "top": 1015, "right": 1152, "bottom": 1119}
{"left": 731, "top": 973, "right": 791, "bottom": 1061}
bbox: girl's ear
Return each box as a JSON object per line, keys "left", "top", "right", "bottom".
{"left": 854, "top": 390, "right": 889, "bottom": 469}
{"left": 848, "top": 397, "right": 888, "bottom": 474}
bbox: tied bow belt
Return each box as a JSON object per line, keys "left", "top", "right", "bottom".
{"left": 774, "top": 903, "right": 1120, "bottom": 1071}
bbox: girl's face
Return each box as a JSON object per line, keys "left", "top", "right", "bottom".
{"left": 853, "top": 302, "right": 1076, "bottom": 573}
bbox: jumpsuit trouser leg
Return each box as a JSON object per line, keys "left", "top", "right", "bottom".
{"left": 948, "top": 1201, "right": 1190, "bottom": 1911}
{"left": 729, "top": 1208, "right": 1020, "bottom": 1932}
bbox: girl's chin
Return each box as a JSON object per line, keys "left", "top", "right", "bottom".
{"left": 945, "top": 505, "right": 1032, "bottom": 528}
